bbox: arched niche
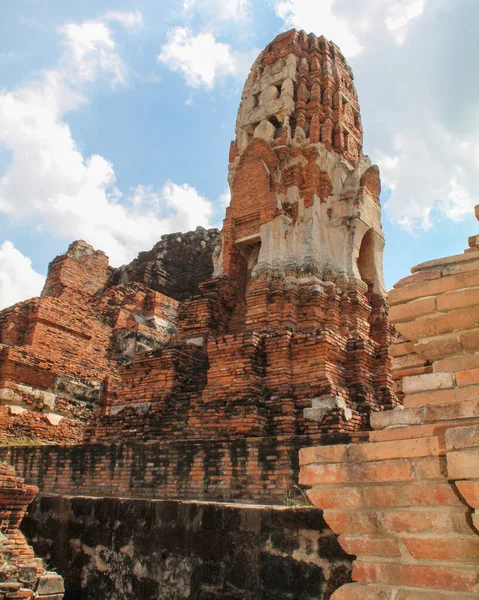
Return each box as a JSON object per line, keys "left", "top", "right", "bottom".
{"left": 356, "top": 228, "right": 386, "bottom": 296}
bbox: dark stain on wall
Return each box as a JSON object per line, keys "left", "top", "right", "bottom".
{"left": 23, "top": 495, "right": 352, "bottom": 600}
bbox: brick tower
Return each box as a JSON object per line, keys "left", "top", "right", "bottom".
{"left": 174, "top": 29, "right": 397, "bottom": 438}
{"left": 83, "top": 30, "right": 398, "bottom": 501}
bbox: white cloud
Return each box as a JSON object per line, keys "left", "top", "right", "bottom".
{"left": 59, "top": 10, "right": 143, "bottom": 88}
{"left": 272, "top": 0, "right": 363, "bottom": 57}
{"left": 273, "top": 0, "right": 478, "bottom": 230}
{"left": 385, "top": 0, "right": 426, "bottom": 43}
{"left": 163, "top": 181, "right": 213, "bottom": 231}
{"left": 184, "top": 0, "right": 251, "bottom": 21}
{"left": 0, "top": 241, "right": 45, "bottom": 310}
{"left": 60, "top": 21, "right": 126, "bottom": 86}
{"left": 158, "top": 27, "right": 239, "bottom": 88}
{"left": 105, "top": 10, "right": 143, "bottom": 29}
{"left": 219, "top": 188, "right": 231, "bottom": 208}
{"left": 0, "top": 13, "right": 216, "bottom": 273}
{"left": 272, "top": 0, "right": 428, "bottom": 56}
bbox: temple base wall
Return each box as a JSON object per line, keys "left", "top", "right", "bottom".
{"left": 0, "top": 435, "right": 361, "bottom": 504}
{"left": 23, "top": 495, "right": 352, "bottom": 600}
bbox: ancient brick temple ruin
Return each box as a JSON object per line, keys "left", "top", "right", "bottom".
{"left": 0, "top": 30, "right": 397, "bottom": 503}
{"left": 86, "top": 30, "right": 397, "bottom": 448}
{"left": 0, "top": 28, "right": 478, "bottom": 600}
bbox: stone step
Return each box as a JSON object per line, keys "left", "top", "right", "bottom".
{"left": 370, "top": 407, "right": 424, "bottom": 430}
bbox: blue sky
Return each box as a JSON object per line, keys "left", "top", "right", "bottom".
{"left": 1, "top": 0, "right": 478, "bottom": 308}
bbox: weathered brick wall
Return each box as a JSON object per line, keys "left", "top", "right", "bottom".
{"left": 24, "top": 495, "right": 352, "bottom": 600}
{"left": 41, "top": 240, "right": 109, "bottom": 300}
{"left": 389, "top": 241, "right": 479, "bottom": 403}
{"left": 0, "top": 241, "right": 180, "bottom": 444}
{"left": 87, "top": 283, "right": 396, "bottom": 445}
{"left": 300, "top": 222, "right": 479, "bottom": 599}
{"left": 83, "top": 31, "right": 397, "bottom": 460}
{"left": 0, "top": 434, "right": 365, "bottom": 505}
{"left": 0, "top": 462, "right": 64, "bottom": 599}
{"left": 0, "top": 406, "right": 84, "bottom": 445}
{"left": 1, "top": 31, "right": 396, "bottom": 502}
{"left": 111, "top": 227, "right": 220, "bottom": 301}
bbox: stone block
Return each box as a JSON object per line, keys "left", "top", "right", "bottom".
{"left": 326, "top": 507, "right": 470, "bottom": 537}
{"left": 298, "top": 444, "right": 349, "bottom": 466}
{"left": 447, "top": 448, "right": 479, "bottom": 479}
{"left": 391, "top": 353, "right": 428, "bottom": 371}
{"left": 455, "top": 480, "right": 479, "bottom": 509}
{"left": 348, "top": 437, "right": 442, "bottom": 462}
{"left": 389, "top": 269, "right": 479, "bottom": 305}
{"left": 330, "top": 584, "right": 394, "bottom": 600}
{"left": 389, "top": 297, "right": 436, "bottom": 324}
{"left": 402, "top": 372, "right": 454, "bottom": 395}
{"left": 7, "top": 405, "right": 27, "bottom": 415}
{"left": 442, "top": 258, "right": 479, "bottom": 276}
{"left": 370, "top": 407, "right": 423, "bottom": 430}
{"left": 411, "top": 456, "right": 444, "bottom": 480}
{"left": 35, "top": 574, "right": 64, "bottom": 595}
{"left": 338, "top": 535, "right": 401, "bottom": 559}
{"left": 186, "top": 337, "right": 204, "bottom": 347}
{"left": 404, "top": 385, "right": 479, "bottom": 409}
{"left": 18, "top": 567, "right": 37, "bottom": 585}
{"left": 468, "top": 233, "right": 479, "bottom": 247}
{"left": 369, "top": 423, "right": 439, "bottom": 443}
{"left": 446, "top": 424, "right": 479, "bottom": 450}
{"left": 456, "top": 367, "right": 479, "bottom": 387}
{"left": 307, "top": 487, "right": 362, "bottom": 509}
{"left": 300, "top": 458, "right": 413, "bottom": 486}
{"left": 401, "top": 535, "right": 479, "bottom": 562}
{"left": 332, "top": 587, "right": 479, "bottom": 600}
{"left": 393, "top": 269, "right": 441, "bottom": 290}
{"left": 437, "top": 287, "right": 479, "bottom": 312}
{"left": 389, "top": 340, "right": 415, "bottom": 358}
{"left": 459, "top": 329, "right": 479, "bottom": 353}
{"left": 361, "top": 482, "right": 459, "bottom": 508}
{"left": 6, "top": 590, "right": 34, "bottom": 599}
{"left": 425, "top": 399, "right": 479, "bottom": 422}
{"left": 352, "top": 560, "right": 478, "bottom": 591}
{"left": 433, "top": 353, "right": 479, "bottom": 373}
{"left": 398, "top": 307, "right": 479, "bottom": 342}
{"left": 0, "top": 388, "right": 21, "bottom": 403}
{"left": 392, "top": 364, "right": 432, "bottom": 381}
{"left": 305, "top": 395, "right": 352, "bottom": 423}
{"left": 395, "top": 591, "right": 479, "bottom": 600}
{"left": 38, "top": 391, "right": 56, "bottom": 410}
{"left": 45, "top": 413, "right": 63, "bottom": 426}
{"left": 414, "top": 335, "right": 463, "bottom": 361}
{"left": 411, "top": 249, "right": 479, "bottom": 273}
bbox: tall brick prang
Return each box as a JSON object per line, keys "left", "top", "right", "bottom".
{"left": 171, "top": 29, "right": 397, "bottom": 437}
{"left": 84, "top": 30, "right": 398, "bottom": 499}
{"left": 1, "top": 30, "right": 396, "bottom": 503}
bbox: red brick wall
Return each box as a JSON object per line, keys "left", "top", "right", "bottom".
{"left": 0, "top": 462, "right": 64, "bottom": 599}
{"left": 0, "top": 434, "right": 364, "bottom": 504}
{"left": 0, "top": 242, "right": 179, "bottom": 445}
{"left": 300, "top": 231, "right": 479, "bottom": 599}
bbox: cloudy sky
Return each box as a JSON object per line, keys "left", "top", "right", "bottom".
{"left": 1, "top": 0, "right": 478, "bottom": 308}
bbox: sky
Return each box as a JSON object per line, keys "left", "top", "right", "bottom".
{"left": 1, "top": 0, "right": 478, "bottom": 309}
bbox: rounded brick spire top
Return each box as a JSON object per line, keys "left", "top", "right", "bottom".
{"left": 221, "top": 28, "right": 386, "bottom": 299}
{"left": 233, "top": 29, "right": 363, "bottom": 167}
